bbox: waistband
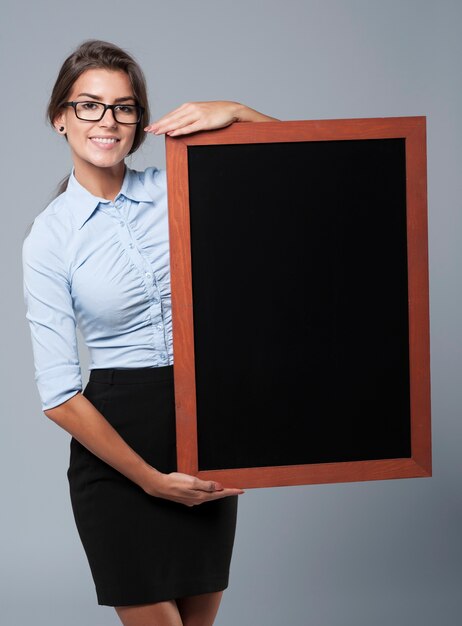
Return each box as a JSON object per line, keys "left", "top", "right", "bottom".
{"left": 89, "top": 365, "right": 174, "bottom": 384}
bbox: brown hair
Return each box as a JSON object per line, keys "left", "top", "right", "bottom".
{"left": 47, "top": 39, "right": 150, "bottom": 197}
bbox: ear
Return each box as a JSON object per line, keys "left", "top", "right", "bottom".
{"left": 53, "top": 111, "right": 66, "bottom": 133}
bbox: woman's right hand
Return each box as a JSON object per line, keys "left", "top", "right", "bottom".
{"left": 144, "top": 470, "right": 245, "bottom": 507}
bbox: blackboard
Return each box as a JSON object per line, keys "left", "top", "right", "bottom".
{"left": 165, "top": 117, "right": 431, "bottom": 489}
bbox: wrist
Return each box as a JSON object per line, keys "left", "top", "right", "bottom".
{"left": 233, "top": 102, "right": 280, "bottom": 123}
{"left": 141, "top": 466, "right": 166, "bottom": 496}
{"left": 232, "top": 102, "right": 247, "bottom": 123}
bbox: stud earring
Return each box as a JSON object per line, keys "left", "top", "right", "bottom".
{"left": 59, "top": 126, "right": 65, "bottom": 132}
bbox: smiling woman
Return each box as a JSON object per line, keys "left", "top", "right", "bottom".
{"left": 52, "top": 67, "right": 140, "bottom": 199}
{"left": 22, "top": 38, "right": 278, "bottom": 626}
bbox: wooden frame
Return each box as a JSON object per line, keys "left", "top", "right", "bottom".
{"left": 165, "top": 116, "right": 431, "bottom": 489}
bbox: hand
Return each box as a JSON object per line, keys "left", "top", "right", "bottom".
{"left": 145, "top": 470, "right": 245, "bottom": 507}
{"left": 144, "top": 101, "right": 243, "bottom": 137}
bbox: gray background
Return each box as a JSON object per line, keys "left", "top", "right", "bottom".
{"left": 2, "top": 1, "right": 461, "bottom": 624}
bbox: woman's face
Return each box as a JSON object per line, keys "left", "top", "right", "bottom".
{"left": 54, "top": 68, "right": 138, "bottom": 172}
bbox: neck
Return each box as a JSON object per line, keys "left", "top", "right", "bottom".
{"left": 73, "top": 160, "right": 126, "bottom": 202}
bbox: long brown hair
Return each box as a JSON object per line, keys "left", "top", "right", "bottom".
{"left": 47, "top": 39, "right": 150, "bottom": 198}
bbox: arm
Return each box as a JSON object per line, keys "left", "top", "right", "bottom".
{"left": 45, "top": 387, "right": 244, "bottom": 506}
{"left": 22, "top": 223, "right": 243, "bottom": 506}
{"left": 44, "top": 392, "right": 161, "bottom": 491}
{"left": 22, "top": 224, "right": 146, "bottom": 482}
{"left": 145, "top": 100, "right": 280, "bottom": 137}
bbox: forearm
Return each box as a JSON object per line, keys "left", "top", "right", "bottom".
{"left": 233, "top": 102, "right": 281, "bottom": 122}
{"left": 44, "top": 392, "right": 160, "bottom": 492}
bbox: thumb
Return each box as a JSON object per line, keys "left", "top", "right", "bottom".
{"left": 202, "top": 481, "right": 223, "bottom": 492}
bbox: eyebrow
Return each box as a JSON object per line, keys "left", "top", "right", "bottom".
{"left": 75, "top": 93, "right": 136, "bottom": 103}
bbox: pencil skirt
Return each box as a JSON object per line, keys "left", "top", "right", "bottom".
{"left": 66, "top": 365, "right": 238, "bottom": 607}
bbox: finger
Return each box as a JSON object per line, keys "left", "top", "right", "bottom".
{"left": 148, "top": 114, "right": 199, "bottom": 135}
{"left": 166, "top": 119, "right": 208, "bottom": 136}
{"left": 145, "top": 109, "right": 194, "bottom": 133}
{"left": 204, "top": 487, "right": 245, "bottom": 498}
{"left": 144, "top": 115, "right": 184, "bottom": 132}
{"left": 147, "top": 104, "right": 208, "bottom": 134}
{"left": 180, "top": 487, "right": 245, "bottom": 507}
{"left": 205, "top": 488, "right": 245, "bottom": 501}
{"left": 147, "top": 102, "right": 190, "bottom": 125}
{"left": 194, "top": 480, "right": 223, "bottom": 492}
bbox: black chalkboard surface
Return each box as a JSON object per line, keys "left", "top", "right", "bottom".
{"left": 166, "top": 117, "right": 431, "bottom": 488}
{"left": 188, "top": 137, "right": 410, "bottom": 470}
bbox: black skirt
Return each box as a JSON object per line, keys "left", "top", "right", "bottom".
{"left": 66, "top": 365, "right": 238, "bottom": 607}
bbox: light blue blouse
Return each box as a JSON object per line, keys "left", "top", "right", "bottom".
{"left": 22, "top": 164, "right": 173, "bottom": 412}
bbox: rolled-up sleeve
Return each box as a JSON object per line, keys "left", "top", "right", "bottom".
{"left": 22, "top": 224, "right": 82, "bottom": 412}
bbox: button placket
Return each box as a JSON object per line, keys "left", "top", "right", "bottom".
{"left": 114, "top": 211, "right": 152, "bottom": 291}
{"left": 110, "top": 201, "right": 170, "bottom": 364}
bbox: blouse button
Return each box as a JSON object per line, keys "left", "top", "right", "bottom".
{"left": 129, "top": 243, "right": 134, "bottom": 249}
{"left": 119, "top": 220, "right": 125, "bottom": 227}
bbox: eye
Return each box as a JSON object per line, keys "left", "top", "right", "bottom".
{"left": 81, "top": 102, "right": 99, "bottom": 110}
{"left": 116, "top": 105, "right": 135, "bottom": 114}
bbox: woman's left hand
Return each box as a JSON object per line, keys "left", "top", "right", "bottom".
{"left": 144, "top": 101, "right": 243, "bottom": 137}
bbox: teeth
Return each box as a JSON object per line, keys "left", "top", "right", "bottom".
{"left": 91, "top": 137, "right": 118, "bottom": 143}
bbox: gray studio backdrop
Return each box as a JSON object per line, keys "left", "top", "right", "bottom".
{"left": 2, "top": 1, "right": 461, "bottom": 625}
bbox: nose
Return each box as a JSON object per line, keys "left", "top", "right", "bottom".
{"left": 99, "top": 106, "right": 117, "bottom": 127}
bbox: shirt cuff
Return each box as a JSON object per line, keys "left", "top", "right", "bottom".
{"left": 37, "top": 366, "right": 82, "bottom": 412}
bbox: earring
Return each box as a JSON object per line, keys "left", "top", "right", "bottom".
{"left": 59, "top": 126, "right": 65, "bottom": 132}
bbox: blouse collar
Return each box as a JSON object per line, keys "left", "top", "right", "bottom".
{"left": 65, "top": 164, "right": 153, "bottom": 230}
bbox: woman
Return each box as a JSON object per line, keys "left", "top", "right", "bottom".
{"left": 22, "top": 39, "right": 278, "bottom": 626}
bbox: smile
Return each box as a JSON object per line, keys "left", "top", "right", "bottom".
{"left": 90, "top": 137, "right": 120, "bottom": 144}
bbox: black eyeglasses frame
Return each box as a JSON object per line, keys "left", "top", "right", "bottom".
{"left": 61, "top": 101, "right": 145, "bottom": 125}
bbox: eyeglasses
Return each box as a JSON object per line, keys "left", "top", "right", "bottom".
{"left": 62, "top": 101, "right": 145, "bottom": 124}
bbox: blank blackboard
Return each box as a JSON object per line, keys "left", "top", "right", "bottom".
{"left": 165, "top": 117, "right": 431, "bottom": 489}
